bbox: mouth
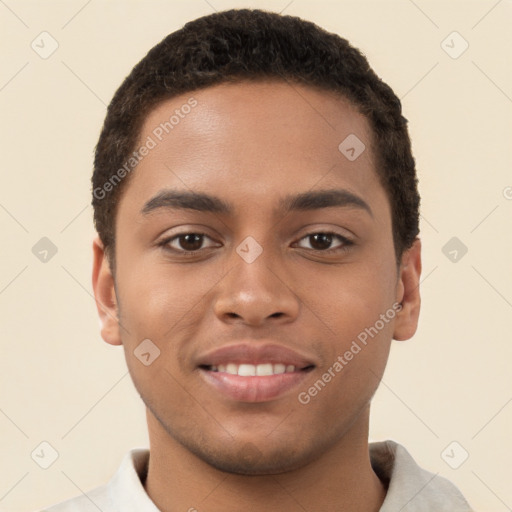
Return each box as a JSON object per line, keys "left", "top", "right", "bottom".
{"left": 201, "top": 362, "right": 314, "bottom": 376}
{"left": 196, "top": 343, "right": 316, "bottom": 402}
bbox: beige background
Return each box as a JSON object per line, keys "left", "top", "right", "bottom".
{"left": 1, "top": 0, "right": 511, "bottom": 510}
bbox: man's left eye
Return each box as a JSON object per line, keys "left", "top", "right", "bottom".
{"left": 295, "top": 232, "right": 353, "bottom": 252}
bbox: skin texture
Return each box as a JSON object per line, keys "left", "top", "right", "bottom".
{"left": 92, "top": 80, "right": 421, "bottom": 512}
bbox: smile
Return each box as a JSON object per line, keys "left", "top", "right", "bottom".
{"left": 207, "top": 362, "right": 303, "bottom": 376}
{"left": 196, "top": 342, "right": 316, "bottom": 402}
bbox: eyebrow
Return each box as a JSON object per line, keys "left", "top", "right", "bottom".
{"left": 141, "top": 188, "right": 373, "bottom": 218}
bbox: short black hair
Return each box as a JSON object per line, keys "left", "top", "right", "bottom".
{"left": 92, "top": 8, "right": 420, "bottom": 270}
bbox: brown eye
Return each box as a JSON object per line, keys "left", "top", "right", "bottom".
{"left": 308, "top": 233, "right": 334, "bottom": 250}
{"left": 160, "top": 233, "right": 218, "bottom": 254}
{"left": 295, "top": 232, "right": 354, "bottom": 253}
{"left": 177, "top": 234, "right": 204, "bottom": 251}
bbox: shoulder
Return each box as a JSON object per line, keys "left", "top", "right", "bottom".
{"left": 34, "top": 448, "right": 151, "bottom": 512}
{"left": 370, "top": 440, "right": 474, "bottom": 512}
{"left": 34, "top": 483, "right": 112, "bottom": 512}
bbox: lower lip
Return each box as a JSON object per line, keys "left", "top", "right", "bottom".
{"left": 199, "top": 368, "right": 311, "bottom": 403}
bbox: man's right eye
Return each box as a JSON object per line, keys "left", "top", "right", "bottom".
{"left": 158, "top": 233, "right": 219, "bottom": 254}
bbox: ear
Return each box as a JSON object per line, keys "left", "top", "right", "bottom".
{"left": 393, "top": 238, "right": 422, "bottom": 341}
{"left": 92, "top": 234, "right": 122, "bottom": 346}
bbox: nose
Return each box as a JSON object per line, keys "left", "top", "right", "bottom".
{"left": 213, "top": 245, "right": 300, "bottom": 327}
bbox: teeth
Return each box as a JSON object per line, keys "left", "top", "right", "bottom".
{"left": 256, "top": 363, "right": 273, "bottom": 376}
{"left": 238, "top": 364, "right": 256, "bottom": 376}
{"left": 209, "top": 363, "right": 297, "bottom": 376}
{"left": 274, "top": 363, "right": 286, "bottom": 374}
{"left": 226, "top": 363, "right": 238, "bottom": 375}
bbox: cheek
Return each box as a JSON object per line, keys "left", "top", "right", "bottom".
{"left": 296, "top": 295, "right": 395, "bottom": 424}
{"left": 114, "top": 255, "right": 226, "bottom": 384}
{"left": 299, "top": 262, "right": 396, "bottom": 333}
{"left": 115, "top": 251, "right": 213, "bottom": 334}
{"left": 297, "top": 262, "right": 397, "bottom": 394}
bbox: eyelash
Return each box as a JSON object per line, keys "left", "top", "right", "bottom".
{"left": 158, "top": 231, "right": 354, "bottom": 256}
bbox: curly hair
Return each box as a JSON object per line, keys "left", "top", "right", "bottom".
{"left": 92, "top": 8, "right": 420, "bottom": 269}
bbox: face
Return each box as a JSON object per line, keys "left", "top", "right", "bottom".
{"left": 93, "top": 80, "right": 421, "bottom": 475}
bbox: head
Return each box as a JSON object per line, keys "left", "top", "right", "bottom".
{"left": 92, "top": 8, "right": 421, "bottom": 475}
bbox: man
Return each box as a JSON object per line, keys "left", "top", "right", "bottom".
{"left": 39, "top": 8, "right": 473, "bottom": 512}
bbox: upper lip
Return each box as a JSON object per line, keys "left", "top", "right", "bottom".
{"left": 196, "top": 342, "right": 317, "bottom": 369}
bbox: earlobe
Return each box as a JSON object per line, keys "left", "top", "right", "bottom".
{"left": 91, "top": 235, "right": 122, "bottom": 346}
{"left": 393, "top": 238, "right": 422, "bottom": 342}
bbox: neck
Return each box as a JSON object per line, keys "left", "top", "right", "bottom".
{"left": 143, "top": 407, "right": 386, "bottom": 512}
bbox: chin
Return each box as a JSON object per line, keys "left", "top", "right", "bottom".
{"left": 187, "top": 441, "right": 315, "bottom": 475}
{"left": 144, "top": 395, "right": 341, "bottom": 476}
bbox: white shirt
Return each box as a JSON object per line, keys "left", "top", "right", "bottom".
{"left": 37, "top": 440, "right": 473, "bottom": 511}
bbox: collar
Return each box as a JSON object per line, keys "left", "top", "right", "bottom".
{"left": 106, "top": 441, "right": 472, "bottom": 511}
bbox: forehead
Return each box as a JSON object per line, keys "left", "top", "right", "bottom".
{"left": 120, "top": 79, "right": 386, "bottom": 219}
